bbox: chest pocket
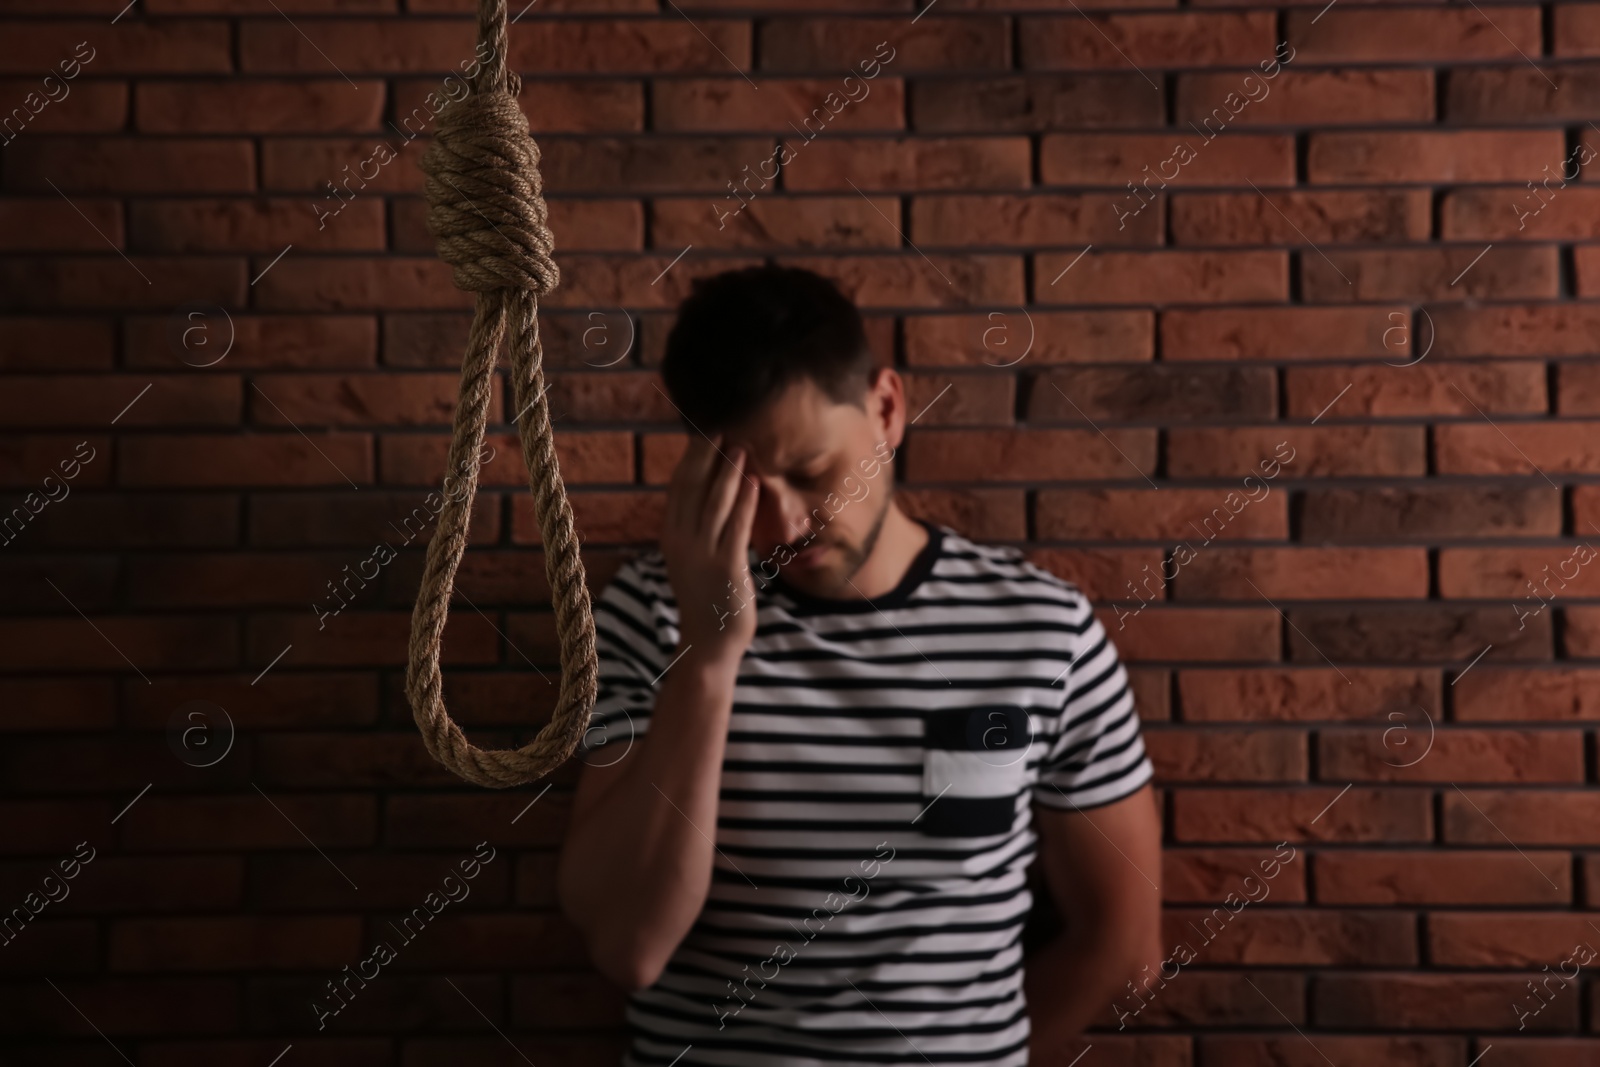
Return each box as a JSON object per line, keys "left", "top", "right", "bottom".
{"left": 916, "top": 705, "right": 1033, "bottom": 838}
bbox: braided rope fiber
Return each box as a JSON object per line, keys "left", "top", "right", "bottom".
{"left": 405, "top": 0, "right": 598, "bottom": 788}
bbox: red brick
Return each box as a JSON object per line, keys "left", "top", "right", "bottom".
{"left": 1145, "top": 728, "right": 1306, "bottom": 782}
{"left": 539, "top": 136, "right": 776, "bottom": 194}
{"left": 782, "top": 253, "right": 1024, "bottom": 307}
{"left": 1439, "top": 546, "right": 1600, "bottom": 599}
{"left": 1103, "top": 607, "right": 1281, "bottom": 662}
{"left": 1305, "top": 246, "right": 1558, "bottom": 303}
{"left": 1039, "top": 487, "right": 1287, "bottom": 542}
{"left": 1308, "top": 129, "right": 1566, "bottom": 184}
{"left": 123, "top": 673, "right": 379, "bottom": 729}
{"left": 0, "top": 977, "right": 240, "bottom": 1035}
{"left": 1020, "top": 12, "right": 1274, "bottom": 69}
{"left": 1485, "top": 1039, "right": 1600, "bottom": 1067}
{"left": 0, "top": 616, "right": 236, "bottom": 673}
{"left": 1168, "top": 427, "right": 1423, "bottom": 478}
{"left": 1446, "top": 186, "right": 1600, "bottom": 242}
{"left": 0, "top": 136, "right": 255, "bottom": 193}
{"left": 913, "top": 192, "right": 1161, "bottom": 246}
{"left": 540, "top": 253, "right": 763, "bottom": 309}
{"left": 1438, "top": 422, "right": 1600, "bottom": 475}
{"left": 252, "top": 852, "right": 509, "bottom": 911}
{"left": 0, "top": 256, "right": 246, "bottom": 311}
{"left": 1092, "top": 972, "right": 1305, "bottom": 1029}
{"left": 653, "top": 195, "right": 900, "bottom": 250}
{"left": 17, "top": 493, "right": 238, "bottom": 549}
{"left": 782, "top": 136, "right": 1032, "bottom": 190}
{"left": 1430, "top": 914, "right": 1600, "bottom": 967}
{"left": 379, "top": 430, "right": 632, "bottom": 487}
{"left": 249, "top": 373, "right": 488, "bottom": 427}
{"left": 1042, "top": 132, "right": 1294, "bottom": 187}
{"left": 654, "top": 78, "right": 904, "bottom": 132}
{"left": 759, "top": 18, "right": 1007, "bottom": 72}
{"left": 129, "top": 197, "right": 385, "bottom": 252}
{"left": 1315, "top": 849, "right": 1571, "bottom": 905}
{"left": 911, "top": 73, "right": 1161, "bottom": 132}
{"left": 0, "top": 198, "right": 118, "bottom": 252}
{"left": 0, "top": 80, "right": 126, "bottom": 133}
{"left": 246, "top": 610, "right": 498, "bottom": 668}
{"left": 1319, "top": 728, "right": 1585, "bottom": 784}
{"left": 1172, "top": 189, "right": 1430, "bottom": 245}
{"left": 1563, "top": 607, "right": 1600, "bottom": 658}
{"left": 120, "top": 433, "right": 373, "bottom": 488}
{"left": 0, "top": 855, "right": 242, "bottom": 913}
{"left": 1036, "top": 250, "right": 1286, "bottom": 305}
{"left": 900, "top": 489, "right": 1026, "bottom": 544}
{"left": 1171, "top": 788, "right": 1431, "bottom": 843}
{"left": 1174, "top": 547, "right": 1428, "bottom": 601}
{"left": 905, "top": 428, "right": 1155, "bottom": 482}
{"left": 239, "top": 18, "right": 477, "bottom": 72}
{"left": 0, "top": 375, "right": 238, "bottom": 427}
{"left": 906, "top": 310, "right": 1153, "bottom": 366}
{"left": 1162, "top": 847, "right": 1307, "bottom": 904}
{"left": 136, "top": 80, "right": 386, "bottom": 133}
{"left": 1285, "top": 361, "right": 1547, "bottom": 419}
{"left": 0, "top": 20, "right": 231, "bottom": 73}
{"left": 125, "top": 313, "right": 378, "bottom": 370}
{"left": 1444, "top": 790, "right": 1600, "bottom": 846}
{"left": 1576, "top": 246, "right": 1600, "bottom": 298}
{"left": 1288, "top": 7, "right": 1541, "bottom": 62}
{"left": 1033, "top": 365, "right": 1274, "bottom": 423}
{"left": 1021, "top": 547, "right": 1160, "bottom": 602}
{"left": 110, "top": 916, "right": 362, "bottom": 970}
{"left": 1448, "top": 66, "right": 1600, "bottom": 123}
{"left": 1287, "top": 605, "right": 1550, "bottom": 664}
{"left": 515, "top": 490, "right": 664, "bottom": 547}
{"left": 1162, "top": 908, "right": 1414, "bottom": 965}
{"left": 1301, "top": 486, "right": 1561, "bottom": 542}
{"left": 1555, "top": 3, "right": 1600, "bottom": 55}
{"left": 1198, "top": 1036, "right": 1465, "bottom": 1067}
{"left": 244, "top": 491, "right": 496, "bottom": 549}
{"left": 0, "top": 316, "right": 114, "bottom": 370}
{"left": 124, "top": 552, "right": 352, "bottom": 608}
{"left": 1177, "top": 70, "right": 1434, "bottom": 126}
{"left": 1161, "top": 306, "right": 1405, "bottom": 361}
{"left": 1456, "top": 667, "right": 1600, "bottom": 722}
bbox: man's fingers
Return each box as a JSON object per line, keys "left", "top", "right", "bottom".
{"left": 666, "top": 431, "right": 719, "bottom": 537}
{"left": 704, "top": 445, "right": 749, "bottom": 546}
{"left": 720, "top": 464, "right": 760, "bottom": 561}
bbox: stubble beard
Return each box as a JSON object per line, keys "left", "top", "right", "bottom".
{"left": 793, "top": 490, "right": 892, "bottom": 597}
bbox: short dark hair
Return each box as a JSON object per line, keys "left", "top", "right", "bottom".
{"left": 660, "top": 265, "right": 874, "bottom": 433}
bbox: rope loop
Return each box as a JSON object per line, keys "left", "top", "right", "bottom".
{"left": 405, "top": 0, "right": 597, "bottom": 790}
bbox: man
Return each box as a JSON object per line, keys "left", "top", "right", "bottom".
{"left": 555, "top": 265, "right": 1162, "bottom": 1066}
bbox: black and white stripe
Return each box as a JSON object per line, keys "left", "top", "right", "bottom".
{"left": 577, "top": 518, "right": 1153, "bottom": 1066}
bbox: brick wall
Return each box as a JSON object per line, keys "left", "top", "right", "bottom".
{"left": 2, "top": 0, "right": 1599, "bottom": 1063}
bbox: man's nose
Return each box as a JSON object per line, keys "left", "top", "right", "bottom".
{"left": 752, "top": 479, "right": 815, "bottom": 553}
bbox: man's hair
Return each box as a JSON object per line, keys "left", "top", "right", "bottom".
{"left": 660, "top": 265, "right": 874, "bottom": 433}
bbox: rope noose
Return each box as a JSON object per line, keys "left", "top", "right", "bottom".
{"left": 406, "top": 0, "right": 598, "bottom": 788}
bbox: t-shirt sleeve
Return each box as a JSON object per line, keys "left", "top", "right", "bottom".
{"left": 571, "top": 557, "right": 672, "bottom": 761}
{"left": 1031, "top": 590, "right": 1154, "bottom": 811}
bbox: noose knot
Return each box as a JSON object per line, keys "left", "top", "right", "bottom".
{"left": 420, "top": 81, "right": 560, "bottom": 296}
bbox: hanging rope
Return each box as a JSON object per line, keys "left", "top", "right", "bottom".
{"left": 405, "top": 0, "right": 597, "bottom": 789}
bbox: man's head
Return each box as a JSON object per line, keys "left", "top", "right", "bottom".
{"left": 661, "top": 265, "right": 910, "bottom": 596}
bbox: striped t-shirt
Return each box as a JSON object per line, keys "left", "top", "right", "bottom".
{"left": 575, "top": 517, "right": 1154, "bottom": 1066}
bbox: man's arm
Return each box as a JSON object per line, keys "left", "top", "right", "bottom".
{"left": 556, "top": 642, "right": 742, "bottom": 993}
{"left": 556, "top": 432, "right": 761, "bottom": 993}
{"left": 1023, "top": 782, "right": 1164, "bottom": 1062}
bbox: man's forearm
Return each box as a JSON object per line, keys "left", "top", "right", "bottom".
{"left": 1023, "top": 927, "right": 1149, "bottom": 1061}
{"left": 557, "top": 646, "right": 740, "bottom": 988}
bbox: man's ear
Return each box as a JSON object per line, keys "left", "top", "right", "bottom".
{"left": 870, "top": 367, "right": 908, "bottom": 451}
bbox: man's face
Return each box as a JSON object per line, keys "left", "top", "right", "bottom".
{"left": 722, "top": 374, "right": 897, "bottom": 598}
